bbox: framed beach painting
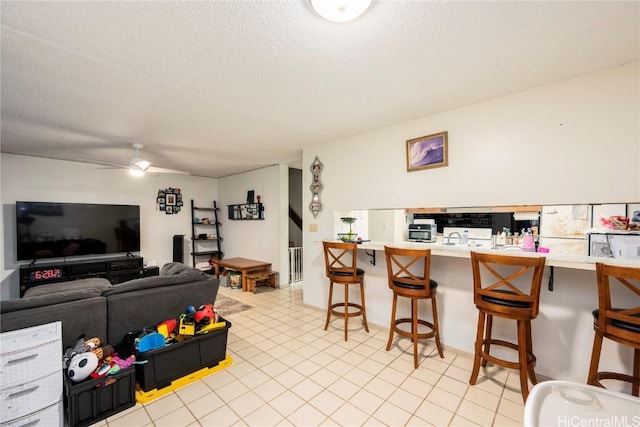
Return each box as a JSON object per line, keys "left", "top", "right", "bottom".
{"left": 406, "top": 131, "right": 448, "bottom": 172}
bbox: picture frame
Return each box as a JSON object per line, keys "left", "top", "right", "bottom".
{"left": 406, "top": 131, "right": 448, "bottom": 172}
{"left": 166, "top": 194, "right": 176, "bottom": 206}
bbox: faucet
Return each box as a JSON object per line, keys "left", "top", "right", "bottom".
{"left": 445, "top": 232, "right": 461, "bottom": 245}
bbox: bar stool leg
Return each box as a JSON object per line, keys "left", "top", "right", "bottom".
{"left": 633, "top": 348, "right": 640, "bottom": 397}
{"left": 360, "top": 281, "right": 369, "bottom": 333}
{"left": 470, "top": 310, "right": 486, "bottom": 385}
{"left": 344, "top": 283, "right": 349, "bottom": 341}
{"left": 587, "top": 332, "right": 604, "bottom": 386}
{"left": 525, "top": 320, "right": 537, "bottom": 385}
{"left": 386, "top": 294, "right": 398, "bottom": 351}
{"left": 481, "top": 315, "right": 493, "bottom": 368}
{"left": 518, "top": 320, "right": 530, "bottom": 401}
{"left": 412, "top": 298, "right": 419, "bottom": 369}
{"left": 324, "top": 281, "right": 334, "bottom": 331}
{"left": 432, "top": 296, "right": 444, "bottom": 358}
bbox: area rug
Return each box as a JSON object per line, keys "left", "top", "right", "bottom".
{"left": 214, "top": 294, "right": 252, "bottom": 316}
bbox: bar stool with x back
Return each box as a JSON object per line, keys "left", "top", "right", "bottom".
{"left": 322, "top": 241, "right": 369, "bottom": 341}
{"left": 587, "top": 262, "right": 640, "bottom": 396}
{"left": 468, "top": 251, "right": 546, "bottom": 402}
{"left": 384, "top": 246, "right": 444, "bottom": 369}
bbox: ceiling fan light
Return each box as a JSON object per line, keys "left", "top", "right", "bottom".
{"left": 131, "top": 157, "right": 151, "bottom": 171}
{"left": 310, "top": 0, "right": 372, "bottom": 23}
{"left": 128, "top": 165, "right": 145, "bottom": 176}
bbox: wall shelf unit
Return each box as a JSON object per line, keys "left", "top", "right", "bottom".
{"left": 228, "top": 203, "right": 264, "bottom": 220}
{"left": 191, "top": 200, "right": 223, "bottom": 268}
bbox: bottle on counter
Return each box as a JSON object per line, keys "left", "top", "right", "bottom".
{"left": 461, "top": 229, "right": 469, "bottom": 245}
{"left": 523, "top": 229, "right": 536, "bottom": 252}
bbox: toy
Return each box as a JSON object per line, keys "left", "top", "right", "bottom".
{"left": 136, "top": 332, "right": 165, "bottom": 352}
{"left": 193, "top": 304, "right": 226, "bottom": 334}
{"left": 156, "top": 318, "right": 177, "bottom": 339}
{"left": 194, "top": 304, "right": 216, "bottom": 325}
{"left": 89, "top": 353, "right": 137, "bottom": 379}
{"left": 63, "top": 336, "right": 107, "bottom": 369}
{"left": 178, "top": 313, "right": 196, "bottom": 336}
{"left": 67, "top": 352, "right": 99, "bottom": 382}
{"left": 110, "top": 354, "right": 136, "bottom": 369}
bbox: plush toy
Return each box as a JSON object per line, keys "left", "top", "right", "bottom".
{"left": 67, "top": 352, "right": 99, "bottom": 382}
{"left": 63, "top": 336, "right": 107, "bottom": 369}
{"left": 111, "top": 354, "right": 137, "bottom": 369}
{"left": 89, "top": 353, "right": 137, "bottom": 379}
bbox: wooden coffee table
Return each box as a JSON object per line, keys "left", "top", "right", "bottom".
{"left": 213, "top": 257, "right": 272, "bottom": 292}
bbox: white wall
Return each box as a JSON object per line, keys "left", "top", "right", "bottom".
{"left": 1, "top": 154, "right": 219, "bottom": 299}
{"left": 219, "top": 164, "right": 289, "bottom": 286}
{"left": 301, "top": 63, "right": 640, "bottom": 383}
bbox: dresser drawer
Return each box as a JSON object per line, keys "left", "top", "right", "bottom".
{"left": 0, "top": 321, "right": 60, "bottom": 354}
{"left": 0, "top": 371, "right": 62, "bottom": 423}
{"left": 0, "top": 401, "right": 63, "bottom": 427}
{"left": 0, "top": 339, "right": 62, "bottom": 389}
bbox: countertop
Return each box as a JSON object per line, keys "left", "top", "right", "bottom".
{"left": 321, "top": 240, "right": 640, "bottom": 271}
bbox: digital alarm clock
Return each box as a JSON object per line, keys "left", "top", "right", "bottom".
{"left": 29, "top": 268, "right": 63, "bottom": 281}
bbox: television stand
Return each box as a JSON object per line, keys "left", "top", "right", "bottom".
{"left": 18, "top": 256, "right": 144, "bottom": 297}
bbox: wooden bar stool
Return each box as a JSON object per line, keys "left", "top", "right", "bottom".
{"left": 469, "top": 251, "right": 546, "bottom": 402}
{"left": 322, "top": 241, "right": 369, "bottom": 341}
{"left": 587, "top": 262, "right": 640, "bottom": 396}
{"left": 384, "top": 246, "right": 444, "bottom": 369}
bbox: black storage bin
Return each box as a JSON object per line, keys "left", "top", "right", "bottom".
{"left": 136, "top": 318, "right": 231, "bottom": 392}
{"left": 64, "top": 366, "right": 136, "bottom": 427}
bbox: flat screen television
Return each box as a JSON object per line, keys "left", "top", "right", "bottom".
{"left": 16, "top": 201, "right": 141, "bottom": 261}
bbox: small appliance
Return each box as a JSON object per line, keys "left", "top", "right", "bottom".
{"left": 587, "top": 231, "right": 640, "bottom": 260}
{"left": 408, "top": 224, "right": 437, "bottom": 242}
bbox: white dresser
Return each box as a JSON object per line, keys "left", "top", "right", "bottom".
{"left": 1, "top": 321, "right": 64, "bottom": 426}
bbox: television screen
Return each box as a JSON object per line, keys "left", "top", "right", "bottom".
{"left": 16, "top": 201, "right": 140, "bottom": 261}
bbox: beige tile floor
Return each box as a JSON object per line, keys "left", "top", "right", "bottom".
{"left": 97, "top": 284, "right": 528, "bottom": 427}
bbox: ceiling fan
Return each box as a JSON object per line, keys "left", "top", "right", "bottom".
{"left": 84, "top": 143, "right": 190, "bottom": 176}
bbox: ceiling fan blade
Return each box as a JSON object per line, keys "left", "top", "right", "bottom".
{"left": 78, "top": 158, "right": 127, "bottom": 169}
{"left": 146, "top": 166, "right": 190, "bottom": 175}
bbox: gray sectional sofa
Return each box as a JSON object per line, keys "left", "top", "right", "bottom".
{"left": 0, "top": 263, "right": 220, "bottom": 349}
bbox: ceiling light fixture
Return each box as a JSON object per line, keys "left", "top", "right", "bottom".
{"left": 128, "top": 164, "right": 145, "bottom": 177}
{"left": 310, "top": 0, "right": 372, "bottom": 23}
{"left": 130, "top": 157, "right": 151, "bottom": 172}
{"left": 128, "top": 143, "right": 151, "bottom": 176}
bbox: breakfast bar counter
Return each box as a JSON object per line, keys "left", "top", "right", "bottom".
{"left": 349, "top": 240, "right": 640, "bottom": 271}
{"left": 306, "top": 240, "right": 639, "bottom": 387}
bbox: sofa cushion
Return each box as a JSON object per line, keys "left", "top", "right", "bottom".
{"left": 161, "top": 262, "right": 203, "bottom": 276}
{"left": 1, "top": 288, "right": 104, "bottom": 313}
{"left": 101, "top": 270, "right": 210, "bottom": 297}
{"left": 24, "top": 278, "right": 112, "bottom": 297}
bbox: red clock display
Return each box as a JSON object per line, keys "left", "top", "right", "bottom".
{"left": 30, "top": 269, "right": 63, "bottom": 281}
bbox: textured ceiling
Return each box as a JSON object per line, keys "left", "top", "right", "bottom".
{"left": 1, "top": 1, "right": 638, "bottom": 178}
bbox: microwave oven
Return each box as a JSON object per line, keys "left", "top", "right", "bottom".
{"left": 408, "top": 224, "right": 437, "bottom": 242}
